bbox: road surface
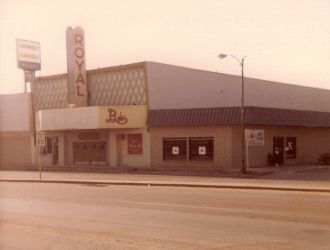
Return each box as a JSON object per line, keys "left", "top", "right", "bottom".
{"left": 0, "top": 182, "right": 329, "bottom": 249}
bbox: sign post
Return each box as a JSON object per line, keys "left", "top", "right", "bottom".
{"left": 36, "top": 133, "right": 45, "bottom": 180}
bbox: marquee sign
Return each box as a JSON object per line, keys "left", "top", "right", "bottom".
{"left": 35, "top": 105, "right": 147, "bottom": 131}
{"left": 66, "top": 26, "right": 87, "bottom": 107}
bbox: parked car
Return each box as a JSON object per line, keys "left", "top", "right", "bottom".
{"left": 318, "top": 153, "right": 330, "bottom": 165}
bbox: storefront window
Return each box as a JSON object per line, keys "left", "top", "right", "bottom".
{"left": 285, "top": 137, "right": 296, "bottom": 159}
{"left": 163, "top": 138, "right": 187, "bottom": 160}
{"left": 189, "top": 137, "right": 214, "bottom": 161}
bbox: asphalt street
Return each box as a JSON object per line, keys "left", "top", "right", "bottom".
{"left": 0, "top": 182, "right": 329, "bottom": 249}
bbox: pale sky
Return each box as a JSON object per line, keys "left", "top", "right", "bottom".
{"left": 0, "top": 0, "right": 329, "bottom": 94}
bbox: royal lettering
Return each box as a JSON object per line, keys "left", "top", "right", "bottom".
{"left": 75, "top": 59, "right": 84, "bottom": 71}
{"left": 74, "top": 47, "right": 84, "bottom": 58}
{"left": 76, "top": 73, "right": 86, "bottom": 84}
{"left": 74, "top": 34, "right": 84, "bottom": 46}
{"left": 66, "top": 26, "right": 87, "bottom": 106}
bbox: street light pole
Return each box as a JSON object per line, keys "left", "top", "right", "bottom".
{"left": 218, "top": 54, "right": 247, "bottom": 174}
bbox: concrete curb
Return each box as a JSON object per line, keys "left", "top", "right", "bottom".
{"left": 1, "top": 179, "right": 330, "bottom": 193}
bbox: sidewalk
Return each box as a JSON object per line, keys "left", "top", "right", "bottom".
{"left": 1, "top": 170, "right": 330, "bottom": 193}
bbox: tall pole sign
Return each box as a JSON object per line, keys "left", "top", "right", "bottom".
{"left": 66, "top": 26, "right": 88, "bottom": 107}
{"left": 16, "top": 39, "right": 41, "bottom": 92}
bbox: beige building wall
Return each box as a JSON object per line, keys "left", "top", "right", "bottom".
{"left": 0, "top": 93, "right": 33, "bottom": 131}
{"left": 0, "top": 132, "right": 33, "bottom": 167}
{"left": 150, "top": 126, "right": 233, "bottom": 169}
{"left": 0, "top": 93, "right": 35, "bottom": 168}
{"left": 150, "top": 125, "right": 330, "bottom": 169}
{"left": 232, "top": 126, "right": 330, "bottom": 168}
{"left": 146, "top": 62, "right": 330, "bottom": 112}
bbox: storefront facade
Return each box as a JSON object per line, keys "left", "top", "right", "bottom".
{"left": 147, "top": 105, "right": 330, "bottom": 169}
{"left": 31, "top": 62, "right": 151, "bottom": 168}
{"left": 29, "top": 61, "right": 330, "bottom": 169}
{"left": 2, "top": 61, "right": 330, "bottom": 170}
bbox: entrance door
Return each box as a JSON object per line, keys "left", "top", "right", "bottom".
{"left": 73, "top": 141, "right": 107, "bottom": 164}
{"left": 90, "top": 141, "right": 107, "bottom": 164}
{"left": 273, "top": 137, "right": 284, "bottom": 165}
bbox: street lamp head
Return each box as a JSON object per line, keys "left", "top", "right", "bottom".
{"left": 218, "top": 54, "right": 228, "bottom": 59}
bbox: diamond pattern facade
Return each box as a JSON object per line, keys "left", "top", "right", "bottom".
{"left": 32, "top": 63, "right": 147, "bottom": 112}
{"left": 32, "top": 75, "right": 68, "bottom": 112}
{"left": 88, "top": 65, "right": 146, "bottom": 106}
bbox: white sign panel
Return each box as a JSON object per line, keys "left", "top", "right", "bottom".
{"left": 17, "top": 39, "right": 41, "bottom": 70}
{"left": 36, "top": 133, "right": 46, "bottom": 147}
{"left": 245, "top": 129, "right": 264, "bottom": 146}
{"left": 172, "top": 146, "right": 179, "bottom": 155}
{"left": 198, "top": 146, "right": 206, "bottom": 155}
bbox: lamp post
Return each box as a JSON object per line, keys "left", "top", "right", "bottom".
{"left": 218, "top": 54, "right": 247, "bottom": 174}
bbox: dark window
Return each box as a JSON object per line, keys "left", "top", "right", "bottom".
{"left": 163, "top": 138, "right": 187, "bottom": 161}
{"left": 285, "top": 137, "right": 296, "bottom": 159}
{"left": 189, "top": 138, "right": 214, "bottom": 161}
{"left": 45, "top": 137, "right": 52, "bottom": 154}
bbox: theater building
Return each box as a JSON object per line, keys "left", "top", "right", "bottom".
{"left": 27, "top": 61, "right": 330, "bottom": 170}
{"left": 32, "top": 63, "right": 150, "bottom": 168}
{"left": 1, "top": 26, "right": 330, "bottom": 170}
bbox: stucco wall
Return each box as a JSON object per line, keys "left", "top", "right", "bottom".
{"left": 0, "top": 93, "right": 34, "bottom": 168}
{"left": 0, "top": 93, "right": 32, "bottom": 131}
{"left": 146, "top": 62, "right": 330, "bottom": 112}
{"left": 0, "top": 132, "right": 33, "bottom": 167}
{"left": 150, "top": 125, "right": 330, "bottom": 169}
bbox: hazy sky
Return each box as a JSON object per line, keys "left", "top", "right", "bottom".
{"left": 0, "top": 0, "right": 329, "bottom": 94}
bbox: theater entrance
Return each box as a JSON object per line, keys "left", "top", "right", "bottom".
{"left": 73, "top": 141, "right": 107, "bottom": 164}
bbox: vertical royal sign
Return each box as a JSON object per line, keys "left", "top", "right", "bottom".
{"left": 66, "top": 26, "right": 88, "bottom": 107}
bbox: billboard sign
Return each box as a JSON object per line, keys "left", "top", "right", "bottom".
{"left": 17, "top": 39, "right": 41, "bottom": 71}
{"left": 245, "top": 129, "right": 264, "bottom": 146}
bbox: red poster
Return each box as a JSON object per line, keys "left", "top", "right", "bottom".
{"left": 127, "top": 134, "right": 143, "bottom": 155}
